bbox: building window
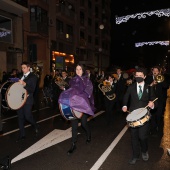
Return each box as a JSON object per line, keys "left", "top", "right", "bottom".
{"left": 0, "top": 15, "right": 12, "bottom": 43}
{"left": 56, "top": 19, "right": 64, "bottom": 33}
{"left": 95, "top": 22, "right": 99, "bottom": 34}
{"left": 88, "top": 35, "right": 92, "bottom": 43}
{"left": 88, "top": 0, "right": 92, "bottom": 9}
{"left": 80, "top": 11, "right": 85, "bottom": 25}
{"left": 80, "top": 0, "right": 84, "bottom": 6}
{"left": 95, "top": 6, "right": 98, "bottom": 18}
{"left": 66, "top": 25, "right": 73, "bottom": 35}
{"left": 88, "top": 18, "right": 92, "bottom": 26}
{"left": 30, "top": 6, "right": 47, "bottom": 23}
{"left": 95, "top": 38, "right": 99, "bottom": 45}
{"left": 80, "top": 31, "right": 84, "bottom": 39}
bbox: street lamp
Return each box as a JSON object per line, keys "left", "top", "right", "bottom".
{"left": 99, "top": 24, "right": 104, "bottom": 71}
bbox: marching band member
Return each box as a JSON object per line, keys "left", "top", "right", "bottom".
{"left": 101, "top": 74, "right": 117, "bottom": 125}
{"left": 145, "top": 66, "right": 169, "bottom": 136}
{"left": 115, "top": 67, "right": 127, "bottom": 113}
{"left": 58, "top": 64, "right": 95, "bottom": 155}
{"left": 122, "top": 67, "right": 157, "bottom": 164}
{"left": 16, "top": 61, "right": 38, "bottom": 142}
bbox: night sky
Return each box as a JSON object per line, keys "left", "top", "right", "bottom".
{"left": 110, "top": 0, "right": 170, "bottom": 70}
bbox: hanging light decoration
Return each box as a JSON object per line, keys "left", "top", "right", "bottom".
{"left": 135, "top": 41, "right": 169, "bottom": 47}
{"left": 116, "top": 8, "right": 170, "bottom": 24}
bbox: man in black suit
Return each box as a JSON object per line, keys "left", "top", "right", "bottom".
{"left": 145, "top": 66, "right": 169, "bottom": 136}
{"left": 16, "top": 61, "right": 38, "bottom": 142}
{"left": 102, "top": 74, "right": 117, "bottom": 125}
{"left": 122, "top": 67, "right": 157, "bottom": 164}
{"left": 115, "top": 67, "right": 127, "bottom": 113}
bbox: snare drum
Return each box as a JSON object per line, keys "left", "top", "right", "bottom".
{"left": 126, "top": 108, "right": 150, "bottom": 128}
{"left": 59, "top": 103, "right": 83, "bottom": 120}
{"left": 1, "top": 82, "right": 27, "bottom": 110}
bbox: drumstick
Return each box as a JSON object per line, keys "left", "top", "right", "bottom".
{"left": 138, "top": 97, "right": 158, "bottom": 114}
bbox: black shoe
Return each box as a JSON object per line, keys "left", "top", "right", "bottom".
{"left": 129, "top": 158, "right": 140, "bottom": 165}
{"left": 16, "top": 136, "right": 25, "bottom": 142}
{"left": 67, "top": 143, "right": 76, "bottom": 155}
{"left": 0, "top": 130, "right": 3, "bottom": 135}
{"left": 86, "top": 136, "right": 91, "bottom": 144}
{"left": 0, "top": 156, "right": 11, "bottom": 170}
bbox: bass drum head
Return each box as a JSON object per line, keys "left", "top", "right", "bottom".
{"left": 126, "top": 108, "right": 147, "bottom": 122}
{"left": 72, "top": 110, "right": 83, "bottom": 119}
{"left": 59, "top": 103, "right": 76, "bottom": 120}
{"left": 6, "top": 82, "right": 27, "bottom": 110}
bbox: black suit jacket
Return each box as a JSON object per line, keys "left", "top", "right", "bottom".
{"left": 63, "top": 77, "right": 71, "bottom": 90}
{"left": 21, "top": 73, "right": 38, "bottom": 105}
{"left": 145, "top": 75, "right": 169, "bottom": 102}
{"left": 123, "top": 83, "right": 157, "bottom": 112}
{"left": 115, "top": 74, "right": 127, "bottom": 99}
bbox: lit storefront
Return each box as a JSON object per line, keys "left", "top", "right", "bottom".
{"left": 52, "top": 51, "right": 74, "bottom": 72}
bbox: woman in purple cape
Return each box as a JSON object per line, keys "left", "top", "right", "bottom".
{"left": 58, "top": 64, "right": 95, "bottom": 155}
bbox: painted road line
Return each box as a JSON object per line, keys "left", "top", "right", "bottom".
{"left": 0, "top": 114, "right": 60, "bottom": 137}
{"left": 1, "top": 110, "right": 105, "bottom": 137}
{"left": 2, "top": 107, "right": 50, "bottom": 121}
{"left": 90, "top": 125, "right": 128, "bottom": 170}
{"left": 11, "top": 110, "right": 105, "bottom": 163}
{"left": 11, "top": 128, "right": 72, "bottom": 163}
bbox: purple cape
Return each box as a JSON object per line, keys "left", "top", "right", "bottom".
{"left": 58, "top": 75, "right": 95, "bottom": 116}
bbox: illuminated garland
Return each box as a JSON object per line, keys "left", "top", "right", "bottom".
{"left": 116, "top": 8, "right": 170, "bottom": 24}
{"left": 135, "top": 41, "right": 169, "bottom": 47}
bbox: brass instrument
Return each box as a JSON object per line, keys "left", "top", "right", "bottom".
{"left": 154, "top": 74, "right": 164, "bottom": 83}
{"left": 98, "top": 81, "right": 116, "bottom": 100}
{"left": 55, "top": 76, "right": 68, "bottom": 88}
{"left": 31, "top": 63, "right": 42, "bottom": 78}
{"left": 126, "top": 79, "right": 133, "bottom": 86}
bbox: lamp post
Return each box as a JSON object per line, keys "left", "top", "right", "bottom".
{"left": 99, "top": 24, "right": 104, "bottom": 71}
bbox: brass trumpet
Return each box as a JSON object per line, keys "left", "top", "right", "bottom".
{"left": 154, "top": 74, "right": 164, "bottom": 83}
{"left": 98, "top": 81, "right": 116, "bottom": 100}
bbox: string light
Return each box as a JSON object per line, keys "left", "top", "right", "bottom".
{"left": 116, "top": 8, "right": 170, "bottom": 24}
{"left": 135, "top": 41, "right": 169, "bottom": 47}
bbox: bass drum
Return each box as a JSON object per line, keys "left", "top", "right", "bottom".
{"left": 1, "top": 82, "right": 27, "bottom": 110}
{"left": 59, "top": 103, "right": 83, "bottom": 120}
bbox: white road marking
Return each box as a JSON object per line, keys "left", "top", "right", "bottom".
{"left": 2, "top": 107, "right": 50, "bottom": 121}
{"left": 11, "top": 128, "right": 72, "bottom": 163}
{"left": 11, "top": 111, "right": 105, "bottom": 163}
{"left": 90, "top": 125, "right": 128, "bottom": 170}
{"left": 0, "top": 114, "right": 60, "bottom": 136}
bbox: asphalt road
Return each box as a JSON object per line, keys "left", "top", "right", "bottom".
{"left": 0, "top": 90, "right": 170, "bottom": 170}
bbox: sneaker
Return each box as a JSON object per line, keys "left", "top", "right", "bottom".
{"left": 142, "top": 152, "right": 149, "bottom": 161}
{"left": 129, "top": 158, "right": 140, "bottom": 165}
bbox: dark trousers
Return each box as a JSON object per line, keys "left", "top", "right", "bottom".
{"left": 130, "top": 122, "right": 150, "bottom": 158}
{"left": 0, "top": 93, "right": 2, "bottom": 131}
{"left": 104, "top": 98, "right": 116, "bottom": 124}
{"left": 150, "top": 102, "right": 164, "bottom": 131}
{"left": 17, "top": 104, "right": 36, "bottom": 137}
{"left": 71, "top": 114, "right": 91, "bottom": 143}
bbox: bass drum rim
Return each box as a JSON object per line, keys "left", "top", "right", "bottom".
{"left": 1, "top": 81, "right": 12, "bottom": 109}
